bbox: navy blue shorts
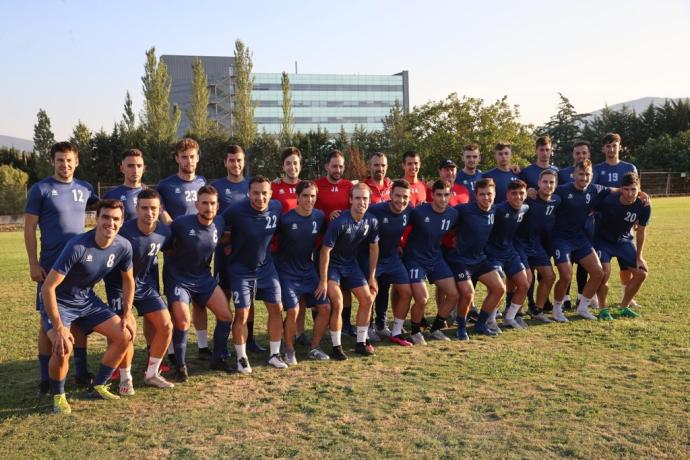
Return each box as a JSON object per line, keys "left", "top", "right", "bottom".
{"left": 164, "top": 273, "right": 218, "bottom": 307}
{"left": 486, "top": 246, "right": 527, "bottom": 278}
{"left": 279, "top": 272, "right": 328, "bottom": 309}
{"left": 515, "top": 239, "right": 552, "bottom": 268}
{"left": 552, "top": 233, "right": 594, "bottom": 264}
{"left": 404, "top": 258, "right": 453, "bottom": 284}
{"left": 35, "top": 283, "right": 44, "bottom": 312}
{"left": 229, "top": 262, "right": 282, "bottom": 309}
{"left": 41, "top": 296, "right": 115, "bottom": 334}
{"left": 328, "top": 259, "right": 368, "bottom": 289}
{"left": 377, "top": 256, "right": 410, "bottom": 285}
{"left": 594, "top": 237, "right": 637, "bottom": 270}
{"left": 447, "top": 257, "right": 496, "bottom": 283}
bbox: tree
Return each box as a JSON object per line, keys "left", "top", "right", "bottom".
{"left": 70, "top": 121, "right": 94, "bottom": 183}
{"left": 121, "top": 91, "right": 136, "bottom": 134}
{"left": 232, "top": 39, "right": 257, "bottom": 148}
{"left": 33, "top": 109, "right": 55, "bottom": 159}
{"left": 0, "top": 164, "right": 29, "bottom": 214}
{"left": 280, "top": 71, "right": 294, "bottom": 146}
{"left": 538, "top": 93, "right": 589, "bottom": 167}
{"left": 141, "top": 47, "right": 180, "bottom": 144}
{"left": 186, "top": 57, "right": 210, "bottom": 138}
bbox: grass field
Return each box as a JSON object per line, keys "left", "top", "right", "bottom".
{"left": 1, "top": 197, "right": 689, "bottom": 459}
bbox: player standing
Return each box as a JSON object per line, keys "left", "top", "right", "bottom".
{"left": 40, "top": 199, "right": 134, "bottom": 413}
{"left": 519, "top": 136, "right": 559, "bottom": 190}
{"left": 103, "top": 149, "right": 146, "bottom": 221}
{"left": 223, "top": 176, "right": 286, "bottom": 373}
{"left": 103, "top": 189, "right": 175, "bottom": 390}
{"left": 275, "top": 181, "right": 331, "bottom": 362}
{"left": 316, "top": 183, "right": 379, "bottom": 359}
{"left": 483, "top": 142, "right": 519, "bottom": 204}
{"left": 164, "top": 185, "right": 233, "bottom": 381}
{"left": 402, "top": 150, "right": 427, "bottom": 207}
{"left": 455, "top": 143, "right": 483, "bottom": 200}
{"left": 24, "top": 141, "right": 99, "bottom": 395}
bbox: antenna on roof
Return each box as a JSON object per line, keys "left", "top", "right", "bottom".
{"left": 295, "top": 61, "right": 298, "bottom": 74}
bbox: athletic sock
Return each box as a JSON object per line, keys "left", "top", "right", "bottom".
{"left": 356, "top": 326, "right": 367, "bottom": 343}
{"left": 74, "top": 347, "right": 88, "bottom": 377}
{"left": 247, "top": 320, "right": 255, "bottom": 342}
{"left": 430, "top": 315, "right": 445, "bottom": 332}
{"left": 457, "top": 316, "right": 467, "bottom": 331}
{"left": 119, "top": 367, "right": 132, "bottom": 384}
{"left": 145, "top": 357, "right": 162, "bottom": 379}
{"left": 411, "top": 321, "right": 421, "bottom": 335}
{"left": 212, "top": 320, "right": 231, "bottom": 360}
{"left": 197, "top": 329, "right": 208, "bottom": 349}
{"left": 167, "top": 343, "right": 174, "bottom": 355}
{"left": 564, "top": 294, "right": 571, "bottom": 302}
{"left": 391, "top": 318, "right": 405, "bottom": 336}
{"left": 49, "top": 378, "right": 66, "bottom": 395}
{"left": 234, "top": 343, "right": 247, "bottom": 360}
{"left": 489, "top": 309, "right": 498, "bottom": 323}
{"left": 330, "top": 330, "right": 342, "bottom": 347}
{"left": 342, "top": 306, "right": 352, "bottom": 327}
{"left": 269, "top": 341, "right": 281, "bottom": 356}
{"left": 505, "top": 303, "right": 521, "bottom": 321}
{"left": 172, "top": 328, "right": 189, "bottom": 368}
{"left": 476, "top": 310, "right": 489, "bottom": 326}
{"left": 39, "top": 354, "right": 50, "bottom": 384}
{"left": 578, "top": 296, "right": 592, "bottom": 311}
{"left": 94, "top": 364, "right": 116, "bottom": 386}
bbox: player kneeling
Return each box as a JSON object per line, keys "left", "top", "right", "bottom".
{"left": 40, "top": 200, "right": 135, "bottom": 414}
{"left": 104, "top": 189, "right": 174, "bottom": 391}
{"left": 593, "top": 172, "right": 650, "bottom": 319}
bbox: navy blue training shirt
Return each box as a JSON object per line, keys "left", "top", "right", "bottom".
{"left": 482, "top": 168, "right": 519, "bottom": 204}
{"left": 103, "top": 185, "right": 144, "bottom": 221}
{"left": 156, "top": 174, "right": 206, "bottom": 220}
{"left": 519, "top": 164, "right": 559, "bottom": 190}
{"left": 451, "top": 202, "right": 496, "bottom": 264}
{"left": 403, "top": 203, "right": 458, "bottom": 267}
{"left": 515, "top": 195, "right": 561, "bottom": 244}
{"left": 487, "top": 201, "right": 529, "bottom": 251}
{"left": 553, "top": 183, "right": 610, "bottom": 238}
{"left": 275, "top": 208, "right": 325, "bottom": 277}
{"left": 323, "top": 210, "right": 379, "bottom": 265}
{"left": 455, "top": 169, "right": 483, "bottom": 201}
{"left": 595, "top": 193, "right": 650, "bottom": 242}
{"left": 367, "top": 202, "right": 412, "bottom": 262}
{"left": 210, "top": 177, "right": 249, "bottom": 212}
{"left": 165, "top": 214, "right": 223, "bottom": 280}
{"left": 594, "top": 161, "right": 637, "bottom": 187}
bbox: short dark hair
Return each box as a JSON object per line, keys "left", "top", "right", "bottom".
{"left": 507, "top": 179, "right": 527, "bottom": 191}
{"left": 573, "top": 140, "right": 591, "bottom": 150}
{"left": 463, "top": 143, "right": 479, "bottom": 153}
{"left": 249, "top": 175, "right": 271, "bottom": 187}
{"left": 50, "top": 141, "right": 78, "bottom": 160}
{"left": 136, "top": 188, "right": 160, "bottom": 203}
{"left": 402, "top": 150, "right": 419, "bottom": 162}
{"left": 296, "top": 180, "right": 317, "bottom": 196}
{"left": 575, "top": 159, "right": 593, "bottom": 171}
{"left": 431, "top": 179, "right": 451, "bottom": 193}
{"left": 197, "top": 185, "right": 218, "bottom": 197}
{"left": 369, "top": 151, "right": 386, "bottom": 162}
{"left": 602, "top": 133, "right": 622, "bottom": 145}
{"left": 476, "top": 178, "right": 495, "bottom": 190}
{"left": 225, "top": 144, "right": 245, "bottom": 159}
{"left": 535, "top": 136, "right": 552, "bottom": 148}
{"left": 391, "top": 178, "right": 410, "bottom": 191}
{"left": 281, "top": 147, "right": 301, "bottom": 163}
{"left": 621, "top": 172, "right": 640, "bottom": 187}
{"left": 325, "top": 149, "right": 344, "bottom": 164}
{"left": 175, "top": 138, "right": 200, "bottom": 155}
{"left": 96, "top": 199, "right": 124, "bottom": 218}
{"left": 539, "top": 169, "right": 558, "bottom": 180}
{"left": 494, "top": 142, "right": 512, "bottom": 152}
{"left": 122, "top": 148, "right": 143, "bottom": 162}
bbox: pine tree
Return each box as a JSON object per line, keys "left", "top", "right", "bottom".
{"left": 121, "top": 91, "right": 136, "bottom": 133}
{"left": 186, "top": 57, "right": 210, "bottom": 138}
{"left": 280, "top": 71, "right": 294, "bottom": 145}
{"left": 33, "top": 109, "right": 55, "bottom": 159}
{"left": 231, "top": 39, "right": 257, "bottom": 148}
{"left": 70, "top": 121, "right": 94, "bottom": 182}
{"left": 141, "top": 47, "right": 180, "bottom": 143}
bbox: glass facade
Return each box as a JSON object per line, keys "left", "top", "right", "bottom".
{"left": 252, "top": 73, "right": 407, "bottom": 134}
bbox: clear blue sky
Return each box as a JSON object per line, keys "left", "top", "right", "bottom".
{"left": 2, "top": 0, "right": 689, "bottom": 140}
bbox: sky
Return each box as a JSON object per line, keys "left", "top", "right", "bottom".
{"left": 2, "top": 0, "right": 689, "bottom": 140}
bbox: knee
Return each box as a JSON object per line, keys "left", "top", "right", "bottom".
{"left": 446, "top": 290, "right": 459, "bottom": 305}
{"left": 174, "top": 317, "right": 190, "bottom": 331}
{"left": 543, "top": 271, "right": 555, "bottom": 285}
{"left": 590, "top": 266, "right": 604, "bottom": 282}
{"left": 516, "top": 280, "right": 530, "bottom": 294}
{"left": 398, "top": 286, "right": 412, "bottom": 301}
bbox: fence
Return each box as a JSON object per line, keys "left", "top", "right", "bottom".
{"left": 639, "top": 171, "right": 690, "bottom": 196}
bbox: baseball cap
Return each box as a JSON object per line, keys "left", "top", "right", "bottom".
{"left": 438, "top": 159, "right": 457, "bottom": 169}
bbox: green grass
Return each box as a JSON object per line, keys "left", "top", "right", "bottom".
{"left": 1, "top": 197, "right": 689, "bottom": 459}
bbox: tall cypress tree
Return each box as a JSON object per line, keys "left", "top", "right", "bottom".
{"left": 141, "top": 47, "right": 180, "bottom": 144}
{"left": 280, "top": 71, "right": 294, "bottom": 145}
{"left": 32, "top": 109, "right": 55, "bottom": 159}
{"left": 231, "top": 39, "right": 257, "bottom": 148}
{"left": 186, "top": 57, "right": 210, "bottom": 138}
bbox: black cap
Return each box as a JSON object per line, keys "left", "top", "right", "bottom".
{"left": 438, "top": 159, "right": 457, "bottom": 169}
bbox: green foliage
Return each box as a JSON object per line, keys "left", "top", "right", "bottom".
{"left": 186, "top": 58, "right": 211, "bottom": 138}
{"left": 120, "top": 91, "right": 136, "bottom": 134}
{"left": 247, "top": 131, "right": 280, "bottom": 178}
{"left": 0, "top": 164, "right": 28, "bottom": 214}
{"left": 635, "top": 130, "right": 690, "bottom": 171}
{"left": 538, "top": 93, "right": 589, "bottom": 166}
{"left": 280, "top": 72, "right": 294, "bottom": 146}
{"left": 141, "top": 47, "right": 180, "bottom": 144}
{"left": 32, "top": 109, "right": 55, "bottom": 160}
{"left": 232, "top": 39, "right": 257, "bottom": 148}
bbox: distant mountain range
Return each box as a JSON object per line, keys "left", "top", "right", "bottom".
{"left": 0, "top": 135, "right": 33, "bottom": 152}
{"left": 585, "top": 97, "right": 688, "bottom": 119}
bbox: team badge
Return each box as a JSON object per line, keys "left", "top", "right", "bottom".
{"left": 175, "top": 188, "right": 181, "bottom": 194}
{"left": 188, "top": 229, "right": 196, "bottom": 236}
{"left": 51, "top": 189, "right": 58, "bottom": 196}
{"left": 424, "top": 217, "right": 430, "bottom": 222}
{"left": 85, "top": 254, "right": 93, "bottom": 262}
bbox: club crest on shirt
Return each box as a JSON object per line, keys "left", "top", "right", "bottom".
{"left": 279, "top": 189, "right": 285, "bottom": 194}
{"left": 175, "top": 188, "right": 181, "bottom": 194}
{"left": 51, "top": 189, "right": 58, "bottom": 196}
{"left": 291, "top": 223, "right": 298, "bottom": 230}
{"left": 188, "top": 229, "right": 196, "bottom": 236}
{"left": 383, "top": 217, "right": 389, "bottom": 224}
{"left": 85, "top": 254, "right": 93, "bottom": 262}
{"left": 568, "top": 193, "right": 573, "bottom": 199}
{"left": 424, "top": 216, "right": 430, "bottom": 223}
{"left": 120, "top": 195, "right": 126, "bottom": 201}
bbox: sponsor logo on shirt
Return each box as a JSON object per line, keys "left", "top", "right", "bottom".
{"left": 175, "top": 188, "right": 181, "bottom": 194}
{"left": 188, "top": 229, "right": 196, "bottom": 236}
{"left": 424, "top": 216, "right": 430, "bottom": 222}
{"left": 504, "top": 213, "right": 510, "bottom": 218}
{"left": 120, "top": 195, "right": 126, "bottom": 201}
{"left": 383, "top": 217, "right": 389, "bottom": 223}
{"left": 279, "top": 189, "right": 285, "bottom": 194}
{"left": 225, "top": 189, "right": 231, "bottom": 195}
{"left": 291, "top": 223, "right": 298, "bottom": 230}
{"left": 568, "top": 193, "right": 573, "bottom": 199}
{"left": 346, "top": 228, "right": 352, "bottom": 234}
{"left": 51, "top": 189, "right": 58, "bottom": 196}
{"left": 85, "top": 254, "right": 93, "bottom": 262}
